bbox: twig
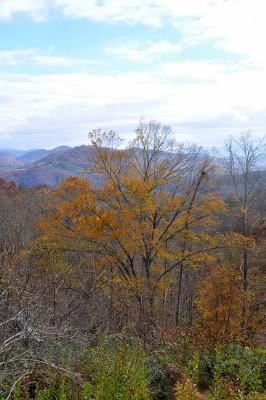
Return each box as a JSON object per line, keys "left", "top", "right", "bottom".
{"left": 5, "top": 371, "right": 32, "bottom": 400}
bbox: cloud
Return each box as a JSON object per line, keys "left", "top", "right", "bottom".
{"left": 2, "top": 1, "right": 266, "bottom": 63}
{"left": 0, "top": 49, "right": 97, "bottom": 67}
{"left": 158, "top": 60, "right": 249, "bottom": 83}
{"left": 1, "top": 1, "right": 266, "bottom": 148}
{"left": 0, "top": 49, "right": 37, "bottom": 66}
{"left": 0, "top": 0, "right": 162, "bottom": 24}
{"left": 1, "top": 53, "right": 266, "bottom": 148}
{"left": 0, "top": 0, "right": 49, "bottom": 21}
{"left": 106, "top": 40, "right": 182, "bottom": 62}
{"left": 0, "top": 0, "right": 215, "bottom": 25}
{"left": 180, "top": 0, "right": 266, "bottom": 64}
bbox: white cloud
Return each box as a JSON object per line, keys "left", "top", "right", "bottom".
{"left": 2, "top": 1, "right": 266, "bottom": 64}
{"left": 33, "top": 55, "right": 74, "bottom": 67}
{"left": 1, "top": 54, "right": 266, "bottom": 148}
{"left": 0, "top": 0, "right": 216, "bottom": 25}
{"left": 159, "top": 60, "right": 232, "bottom": 81}
{"left": 180, "top": 0, "right": 266, "bottom": 63}
{"left": 1, "top": 1, "right": 266, "bottom": 147}
{"left": 106, "top": 40, "right": 182, "bottom": 62}
{"left": 0, "top": 0, "right": 48, "bottom": 21}
{"left": 0, "top": 49, "right": 37, "bottom": 65}
{"left": 0, "top": 49, "right": 97, "bottom": 67}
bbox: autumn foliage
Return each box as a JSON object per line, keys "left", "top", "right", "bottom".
{"left": 36, "top": 122, "right": 229, "bottom": 331}
{"left": 0, "top": 123, "right": 265, "bottom": 399}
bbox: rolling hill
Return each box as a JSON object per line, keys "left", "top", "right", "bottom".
{"left": 0, "top": 145, "right": 93, "bottom": 187}
{"left": 18, "top": 145, "right": 70, "bottom": 163}
{"left": 0, "top": 151, "right": 24, "bottom": 169}
{"left": 0, "top": 144, "right": 266, "bottom": 188}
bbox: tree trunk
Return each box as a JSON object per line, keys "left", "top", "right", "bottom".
{"left": 175, "top": 263, "right": 183, "bottom": 327}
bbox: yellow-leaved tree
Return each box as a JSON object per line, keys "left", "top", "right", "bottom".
{"left": 38, "top": 121, "right": 226, "bottom": 329}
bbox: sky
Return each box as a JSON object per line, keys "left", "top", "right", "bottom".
{"left": 0, "top": 0, "right": 266, "bottom": 149}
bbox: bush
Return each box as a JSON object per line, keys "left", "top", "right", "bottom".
{"left": 192, "top": 344, "right": 266, "bottom": 399}
{"left": 80, "top": 336, "right": 150, "bottom": 400}
{"left": 1, "top": 339, "right": 265, "bottom": 400}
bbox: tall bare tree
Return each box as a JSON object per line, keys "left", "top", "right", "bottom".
{"left": 224, "top": 131, "right": 265, "bottom": 292}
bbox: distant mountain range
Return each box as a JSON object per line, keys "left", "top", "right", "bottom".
{"left": 0, "top": 145, "right": 265, "bottom": 188}
{"left": 18, "top": 146, "right": 71, "bottom": 163}
{"left": 0, "top": 145, "right": 93, "bottom": 187}
{"left": 0, "top": 151, "right": 24, "bottom": 169}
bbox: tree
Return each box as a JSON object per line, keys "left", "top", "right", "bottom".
{"left": 195, "top": 264, "right": 244, "bottom": 346}
{"left": 224, "top": 131, "right": 265, "bottom": 292}
{"left": 39, "top": 121, "right": 225, "bottom": 329}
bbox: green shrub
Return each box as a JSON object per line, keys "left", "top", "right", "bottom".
{"left": 146, "top": 334, "right": 195, "bottom": 399}
{"left": 81, "top": 337, "right": 150, "bottom": 400}
{"left": 198, "top": 344, "right": 266, "bottom": 399}
{"left": 1, "top": 339, "right": 265, "bottom": 400}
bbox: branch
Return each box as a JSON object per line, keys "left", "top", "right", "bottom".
{"left": 5, "top": 371, "right": 32, "bottom": 400}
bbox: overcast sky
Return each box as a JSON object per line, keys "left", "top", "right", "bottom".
{"left": 0, "top": 0, "right": 266, "bottom": 149}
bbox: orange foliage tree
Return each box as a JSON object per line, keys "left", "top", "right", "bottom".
{"left": 195, "top": 264, "right": 244, "bottom": 346}
{"left": 38, "top": 121, "right": 227, "bottom": 328}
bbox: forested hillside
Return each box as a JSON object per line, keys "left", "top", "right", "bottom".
{"left": 0, "top": 145, "right": 86, "bottom": 187}
{"left": 0, "top": 122, "right": 265, "bottom": 399}
{"left": 1, "top": 144, "right": 266, "bottom": 190}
